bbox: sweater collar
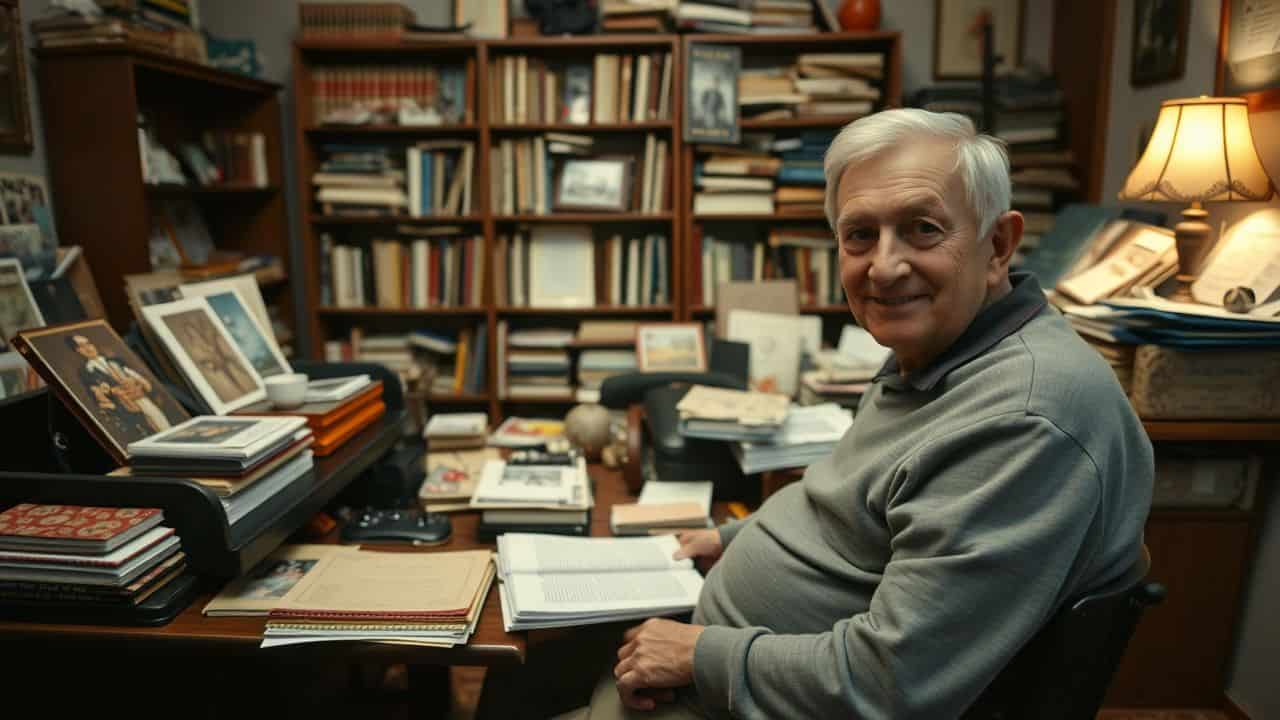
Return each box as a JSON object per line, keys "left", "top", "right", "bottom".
{"left": 874, "top": 273, "right": 1047, "bottom": 393}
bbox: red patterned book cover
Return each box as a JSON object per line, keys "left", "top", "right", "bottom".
{"left": 0, "top": 504, "right": 164, "bottom": 554}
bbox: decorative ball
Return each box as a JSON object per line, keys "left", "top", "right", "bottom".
{"left": 563, "top": 403, "right": 613, "bottom": 458}
{"left": 1223, "top": 286, "right": 1256, "bottom": 313}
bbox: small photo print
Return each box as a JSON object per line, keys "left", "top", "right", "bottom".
{"left": 636, "top": 323, "right": 708, "bottom": 373}
{"left": 242, "top": 558, "right": 319, "bottom": 599}
{"left": 501, "top": 466, "right": 564, "bottom": 488}
{"left": 161, "top": 418, "right": 255, "bottom": 445}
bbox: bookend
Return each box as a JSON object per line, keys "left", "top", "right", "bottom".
{"left": 0, "top": 362, "right": 408, "bottom": 625}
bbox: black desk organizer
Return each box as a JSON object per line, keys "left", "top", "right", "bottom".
{"left": 0, "top": 361, "right": 407, "bottom": 625}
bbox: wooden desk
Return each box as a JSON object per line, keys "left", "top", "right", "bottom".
{"left": 0, "top": 462, "right": 645, "bottom": 670}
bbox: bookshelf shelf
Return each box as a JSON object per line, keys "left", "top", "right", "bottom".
{"left": 485, "top": 35, "right": 678, "bottom": 51}
{"left": 694, "top": 212, "right": 827, "bottom": 222}
{"left": 317, "top": 306, "right": 487, "bottom": 317}
{"left": 39, "top": 44, "right": 281, "bottom": 96}
{"left": 305, "top": 124, "right": 479, "bottom": 135}
{"left": 741, "top": 116, "right": 866, "bottom": 129}
{"left": 310, "top": 214, "right": 484, "bottom": 225}
{"left": 490, "top": 122, "right": 673, "bottom": 132}
{"left": 495, "top": 213, "right": 673, "bottom": 223}
{"left": 295, "top": 39, "right": 479, "bottom": 53}
{"left": 499, "top": 305, "right": 674, "bottom": 316}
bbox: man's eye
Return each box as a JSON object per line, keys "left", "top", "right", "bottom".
{"left": 845, "top": 228, "right": 875, "bottom": 245}
{"left": 916, "top": 221, "right": 941, "bottom": 235}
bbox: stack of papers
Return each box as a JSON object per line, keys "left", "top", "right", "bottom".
{"left": 610, "top": 481, "right": 713, "bottom": 535}
{"left": 676, "top": 385, "right": 790, "bottom": 442}
{"left": 262, "top": 548, "right": 495, "bottom": 648}
{"left": 732, "top": 403, "right": 853, "bottom": 474}
{"left": 423, "top": 412, "right": 489, "bottom": 450}
{"left": 472, "top": 458, "right": 594, "bottom": 536}
{"left": 496, "top": 534, "right": 704, "bottom": 631}
{"left": 418, "top": 447, "right": 502, "bottom": 512}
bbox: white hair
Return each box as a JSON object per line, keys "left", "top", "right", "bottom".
{"left": 823, "top": 108, "right": 1012, "bottom": 239}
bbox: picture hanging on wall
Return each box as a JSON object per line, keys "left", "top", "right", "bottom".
{"left": 1217, "top": 0, "right": 1280, "bottom": 111}
{"left": 0, "top": 0, "right": 32, "bottom": 154}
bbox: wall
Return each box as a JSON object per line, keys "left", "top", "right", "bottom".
{"left": 1103, "top": 2, "right": 1280, "bottom": 717}
{"left": 0, "top": 0, "right": 54, "bottom": 205}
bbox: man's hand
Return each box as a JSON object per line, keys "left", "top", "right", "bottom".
{"left": 614, "top": 618, "right": 705, "bottom": 711}
{"left": 672, "top": 528, "right": 723, "bottom": 572}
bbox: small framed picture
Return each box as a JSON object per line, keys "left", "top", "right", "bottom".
{"left": 933, "top": 0, "right": 1024, "bottom": 80}
{"left": 554, "top": 157, "right": 632, "bottom": 213}
{"left": 1217, "top": 0, "right": 1280, "bottom": 110}
{"left": 0, "top": 0, "right": 32, "bottom": 154}
{"left": 684, "top": 43, "right": 741, "bottom": 145}
{"left": 1131, "top": 0, "right": 1189, "bottom": 87}
{"left": 636, "top": 323, "right": 707, "bottom": 374}
{"left": 0, "top": 256, "right": 44, "bottom": 349}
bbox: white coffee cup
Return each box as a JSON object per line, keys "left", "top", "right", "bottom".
{"left": 264, "top": 373, "right": 308, "bottom": 409}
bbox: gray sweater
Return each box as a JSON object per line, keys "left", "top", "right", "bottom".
{"left": 691, "top": 275, "right": 1154, "bottom": 719}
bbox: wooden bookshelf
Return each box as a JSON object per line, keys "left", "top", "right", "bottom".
{"left": 294, "top": 32, "right": 902, "bottom": 420}
{"left": 35, "top": 45, "right": 293, "bottom": 344}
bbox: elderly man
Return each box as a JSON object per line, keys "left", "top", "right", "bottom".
{"left": 481, "top": 108, "right": 1153, "bottom": 720}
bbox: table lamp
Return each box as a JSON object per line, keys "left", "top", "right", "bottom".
{"left": 1118, "top": 96, "right": 1276, "bottom": 302}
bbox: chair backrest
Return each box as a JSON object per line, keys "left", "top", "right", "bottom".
{"left": 962, "top": 545, "right": 1166, "bottom": 720}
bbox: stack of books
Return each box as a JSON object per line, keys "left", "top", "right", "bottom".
{"left": 124, "top": 416, "right": 315, "bottom": 526}
{"left": 693, "top": 131, "right": 833, "bottom": 217}
{"left": 310, "top": 62, "right": 470, "bottom": 127}
{"left": 30, "top": 9, "right": 180, "bottom": 54}
{"left": 313, "top": 145, "right": 406, "bottom": 216}
{"left": 731, "top": 403, "right": 853, "bottom": 474}
{"left": 0, "top": 504, "right": 188, "bottom": 612}
{"left": 739, "top": 55, "right": 882, "bottom": 121}
{"left": 424, "top": 412, "right": 488, "bottom": 450}
{"left": 610, "top": 481, "right": 713, "bottom": 535}
{"left": 576, "top": 350, "right": 638, "bottom": 403}
{"left": 672, "top": 1, "right": 818, "bottom": 34}
{"left": 418, "top": 447, "right": 503, "bottom": 513}
{"left": 262, "top": 547, "right": 495, "bottom": 648}
{"left": 496, "top": 534, "right": 703, "bottom": 631}
{"left": 472, "top": 457, "right": 593, "bottom": 538}
{"left": 235, "top": 377, "right": 385, "bottom": 457}
{"left": 507, "top": 329, "right": 573, "bottom": 400}
{"left": 676, "top": 384, "right": 790, "bottom": 442}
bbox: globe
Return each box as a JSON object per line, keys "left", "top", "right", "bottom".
{"left": 563, "top": 404, "right": 614, "bottom": 458}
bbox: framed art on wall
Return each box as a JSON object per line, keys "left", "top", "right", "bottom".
{"left": 0, "top": 0, "right": 31, "bottom": 154}
{"left": 934, "top": 0, "right": 1024, "bottom": 80}
{"left": 1131, "top": 0, "right": 1189, "bottom": 86}
{"left": 1217, "top": 0, "right": 1280, "bottom": 111}
{"left": 636, "top": 323, "right": 707, "bottom": 373}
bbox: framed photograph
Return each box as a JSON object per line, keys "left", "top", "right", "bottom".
{"left": 528, "top": 225, "right": 595, "bottom": 307}
{"left": 11, "top": 319, "right": 192, "bottom": 463}
{"left": 1131, "top": 0, "right": 1189, "bottom": 86}
{"left": 193, "top": 288, "right": 291, "bottom": 379}
{"left": 1217, "top": 0, "right": 1280, "bottom": 111}
{"left": 554, "top": 157, "right": 632, "bottom": 213}
{"left": 141, "top": 297, "right": 266, "bottom": 415}
{"left": 0, "top": 0, "right": 32, "bottom": 154}
{"left": 934, "top": 0, "right": 1024, "bottom": 80}
{"left": 0, "top": 256, "right": 43, "bottom": 349}
{"left": 636, "top": 323, "right": 707, "bottom": 373}
{"left": 179, "top": 274, "right": 274, "bottom": 343}
{"left": 684, "top": 43, "right": 741, "bottom": 145}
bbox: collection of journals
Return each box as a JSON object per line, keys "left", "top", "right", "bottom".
{"left": 0, "top": 504, "right": 188, "bottom": 612}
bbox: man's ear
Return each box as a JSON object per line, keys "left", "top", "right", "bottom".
{"left": 986, "top": 210, "right": 1023, "bottom": 283}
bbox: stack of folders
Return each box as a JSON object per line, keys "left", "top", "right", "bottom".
{"left": 731, "top": 404, "right": 854, "bottom": 474}
{"left": 235, "top": 378, "right": 385, "bottom": 456}
{"left": 496, "top": 534, "right": 703, "bottom": 631}
{"left": 676, "top": 385, "right": 790, "bottom": 442}
{"left": 610, "top": 481, "right": 713, "bottom": 536}
{"left": 119, "top": 416, "right": 314, "bottom": 528}
{"left": 0, "top": 504, "right": 188, "bottom": 610}
{"left": 262, "top": 548, "right": 495, "bottom": 648}
{"left": 472, "top": 458, "right": 593, "bottom": 538}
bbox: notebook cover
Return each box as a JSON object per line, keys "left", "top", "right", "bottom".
{"left": 0, "top": 504, "right": 164, "bottom": 553}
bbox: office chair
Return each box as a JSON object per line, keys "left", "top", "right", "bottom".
{"left": 963, "top": 545, "right": 1166, "bottom": 720}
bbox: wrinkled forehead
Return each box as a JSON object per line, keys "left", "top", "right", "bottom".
{"left": 836, "top": 140, "right": 973, "bottom": 221}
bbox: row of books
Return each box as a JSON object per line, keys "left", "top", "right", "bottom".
{"left": 692, "top": 130, "right": 831, "bottom": 216}
{"left": 494, "top": 228, "right": 671, "bottom": 308}
{"left": 693, "top": 227, "right": 842, "bottom": 307}
{"left": 31, "top": 7, "right": 194, "bottom": 54}
{"left": 324, "top": 234, "right": 485, "bottom": 310}
{"left": 739, "top": 52, "right": 883, "bottom": 121}
{"left": 313, "top": 142, "right": 475, "bottom": 217}
{"left": 309, "top": 64, "right": 471, "bottom": 126}
{"left": 489, "top": 132, "right": 668, "bottom": 215}
{"left": 663, "top": 0, "right": 821, "bottom": 35}
{"left": 177, "top": 131, "right": 271, "bottom": 188}
{"left": 488, "top": 52, "right": 674, "bottom": 125}
{"left": 298, "top": 2, "right": 414, "bottom": 40}
{"left": 324, "top": 326, "right": 489, "bottom": 397}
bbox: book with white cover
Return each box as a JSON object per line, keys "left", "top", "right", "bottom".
{"left": 424, "top": 412, "right": 488, "bottom": 438}
{"left": 304, "top": 374, "right": 372, "bottom": 402}
{"left": 496, "top": 533, "right": 704, "bottom": 631}
{"left": 128, "top": 415, "right": 308, "bottom": 461}
{"left": 726, "top": 309, "right": 803, "bottom": 396}
{"left": 470, "top": 458, "right": 592, "bottom": 509}
{"left": 732, "top": 404, "right": 853, "bottom": 474}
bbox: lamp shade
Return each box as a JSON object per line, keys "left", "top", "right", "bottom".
{"left": 1119, "top": 96, "right": 1274, "bottom": 203}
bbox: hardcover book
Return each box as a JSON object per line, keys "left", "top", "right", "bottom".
{"left": 0, "top": 504, "right": 164, "bottom": 554}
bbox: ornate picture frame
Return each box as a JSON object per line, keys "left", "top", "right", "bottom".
{"left": 0, "top": 0, "right": 32, "bottom": 154}
{"left": 1217, "top": 0, "right": 1280, "bottom": 111}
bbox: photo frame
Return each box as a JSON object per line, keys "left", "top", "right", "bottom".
{"left": 933, "top": 0, "right": 1024, "bottom": 80}
{"left": 1131, "top": 0, "right": 1189, "bottom": 87}
{"left": 0, "top": 0, "right": 32, "bottom": 154}
{"left": 11, "top": 319, "right": 192, "bottom": 464}
{"left": 636, "top": 323, "right": 708, "bottom": 373}
{"left": 554, "top": 157, "right": 632, "bottom": 213}
{"left": 528, "top": 225, "right": 595, "bottom": 308}
{"left": 179, "top": 274, "right": 274, "bottom": 341}
{"left": 0, "top": 256, "right": 44, "bottom": 349}
{"left": 1217, "top": 0, "right": 1280, "bottom": 111}
{"left": 140, "top": 297, "right": 266, "bottom": 414}
{"left": 193, "top": 288, "right": 291, "bottom": 379}
{"left": 684, "top": 43, "right": 741, "bottom": 145}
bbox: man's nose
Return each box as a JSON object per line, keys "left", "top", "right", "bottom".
{"left": 866, "top": 231, "right": 909, "bottom": 286}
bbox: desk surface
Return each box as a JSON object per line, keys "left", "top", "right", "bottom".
{"left": 0, "top": 463, "right": 648, "bottom": 668}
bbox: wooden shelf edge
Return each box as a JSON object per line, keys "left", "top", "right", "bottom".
{"left": 494, "top": 213, "right": 672, "bottom": 223}
{"left": 486, "top": 35, "right": 678, "bottom": 50}
{"left": 305, "top": 124, "right": 478, "bottom": 134}
{"left": 498, "top": 306, "right": 673, "bottom": 315}
{"left": 1141, "top": 420, "right": 1280, "bottom": 443}
{"left": 683, "top": 31, "right": 900, "bottom": 46}
{"left": 317, "top": 306, "right": 487, "bottom": 316}
{"left": 295, "top": 38, "right": 479, "bottom": 52}
{"left": 489, "top": 122, "right": 673, "bottom": 132}
{"left": 694, "top": 213, "right": 827, "bottom": 221}
{"left": 36, "top": 43, "right": 281, "bottom": 94}
{"left": 741, "top": 116, "right": 866, "bottom": 129}
{"left": 310, "top": 215, "right": 483, "bottom": 225}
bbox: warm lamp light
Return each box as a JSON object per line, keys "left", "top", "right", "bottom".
{"left": 1119, "top": 96, "right": 1276, "bottom": 302}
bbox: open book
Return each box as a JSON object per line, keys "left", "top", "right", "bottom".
{"left": 496, "top": 533, "right": 703, "bottom": 631}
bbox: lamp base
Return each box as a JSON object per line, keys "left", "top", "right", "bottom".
{"left": 1170, "top": 203, "right": 1213, "bottom": 303}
